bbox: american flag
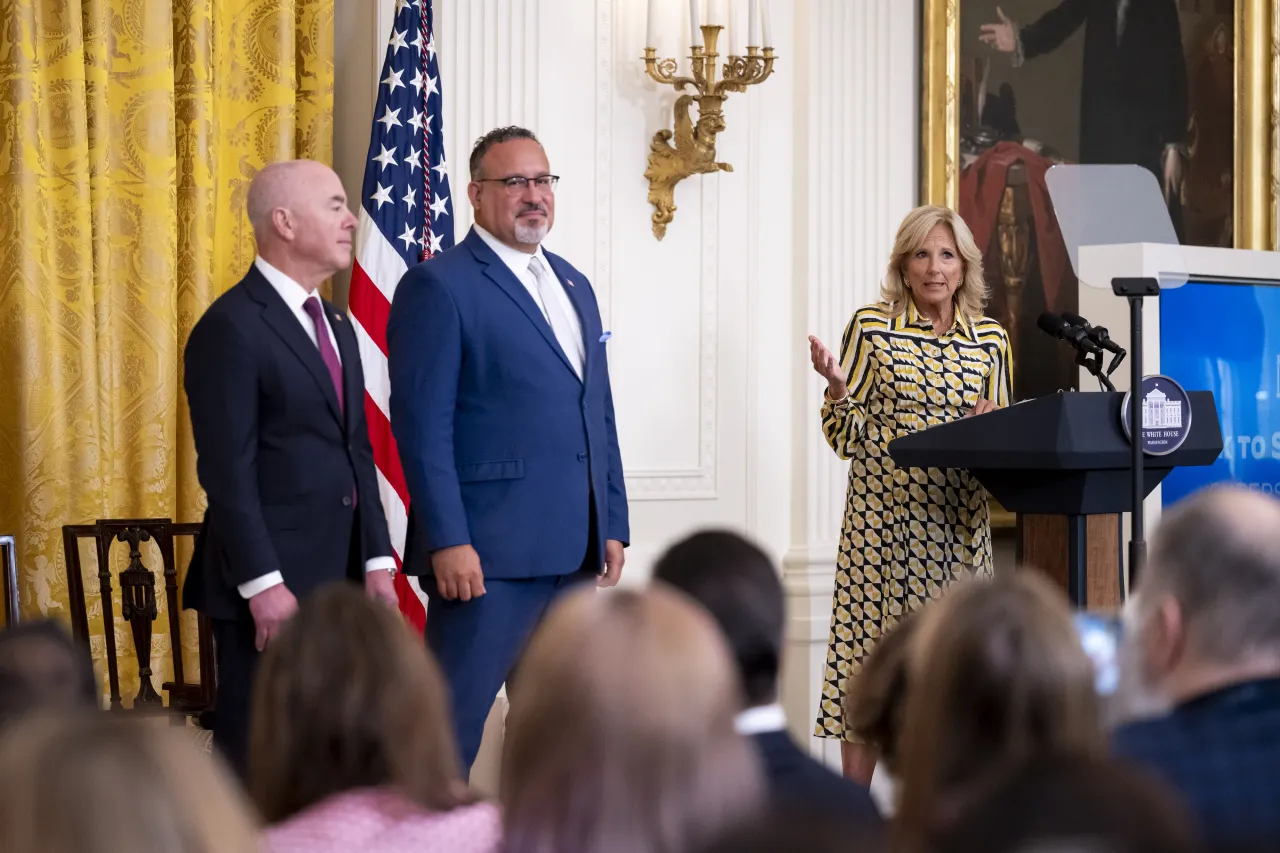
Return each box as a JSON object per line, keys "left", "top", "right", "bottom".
{"left": 349, "top": 0, "right": 453, "bottom": 632}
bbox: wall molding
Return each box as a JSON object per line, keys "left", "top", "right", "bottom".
{"left": 618, "top": 0, "right": 719, "bottom": 501}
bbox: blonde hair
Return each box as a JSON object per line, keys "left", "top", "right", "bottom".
{"left": 880, "top": 205, "right": 989, "bottom": 323}
{"left": 0, "top": 714, "right": 259, "bottom": 853}
{"left": 250, "top": 585, "right": 468, "bottom": 823}
{"left": 895, "top": 573, "right": 1104, "bottom": 852}
{"left": 501, "top": 587, "right": 764, "bottom": 853}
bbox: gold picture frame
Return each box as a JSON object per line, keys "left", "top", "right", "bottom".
{"left": 920, "top": 0, "right": 1277, "bottom": 251}
{"left": 921, "top": 1, "right": 1277, "bottom": 532}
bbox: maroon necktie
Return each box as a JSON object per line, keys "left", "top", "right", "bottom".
{"left": 302, "top": 296, "right": 344, "bottom": 416}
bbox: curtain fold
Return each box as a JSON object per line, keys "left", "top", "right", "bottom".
{"left": 0, "top": 0, "right": 334, "bottom": 705}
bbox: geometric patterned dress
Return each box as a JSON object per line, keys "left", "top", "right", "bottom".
{"left": 814, "top": 300, "right": 1013, "bottom": 741}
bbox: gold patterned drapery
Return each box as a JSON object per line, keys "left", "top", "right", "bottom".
{"left": 0, "top": 0, "right": 334, "bottom": 705}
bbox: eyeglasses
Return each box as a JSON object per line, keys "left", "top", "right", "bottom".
{"left": 475, "top": 175, "right": 560, "bottom": 194}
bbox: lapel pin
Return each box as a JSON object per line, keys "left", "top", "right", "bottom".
{"left": 333, "top": 313, "right": 344, "bottom": 322}
{"left": 599, "top": 331, "right": 612, "bottom": 343}
{"left": 567, "top": 279, "right": 575, "bottom": 288}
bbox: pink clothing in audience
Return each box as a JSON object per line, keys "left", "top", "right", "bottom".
{"left": 263, "top": 787, "right": 501, "bottom": 853}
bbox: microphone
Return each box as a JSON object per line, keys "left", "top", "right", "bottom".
{"left": 1036, "top": 312, "right": 1103, "bottom": 357}
{"left": 1061, "top": 311, "right": 1127, "bottom": 377}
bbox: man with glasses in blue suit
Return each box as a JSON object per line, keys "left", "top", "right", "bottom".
{"left": 388, "top": 126, "right": 629, "bottom": 772}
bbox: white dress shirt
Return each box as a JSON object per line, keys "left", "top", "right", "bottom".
{"left": 473, "top": 225, "right": 585, "bottom": 376}
{"left": 733, "top": 703, "right": 788, "bottom": 736}
{"left": 237, "top": 257, "right": 395, "bottom": 600}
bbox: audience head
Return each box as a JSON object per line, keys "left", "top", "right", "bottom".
{"left": 652, "top": 529, "right": 783, "bottom": 709}
{"left": 467, "top": 125, "right": 555, "bottom": 249}
{"left": 935, "top": 755, "right": 1198, "bottom": 853}
{"left": 502, "top": 586, "right": 764, "bottom": 853}
{"left": 843, "top": 611, "right": 920, "bottom": 776}
{"left": 250, "top": 584, "right": 467, "bottom": 823}
{"left": 896, "top": 573, "right": 1104, "bottom": 849}
{"left": 1127, "top": 485, "right": 1280, "bottom": 707}
{"left": 697, "top": 805, "right": 886, "bottom": 853}
{"left": 0, "top": 713, "right": 258, "bottom": 853}
{"left": 881, "top": 205, "right": 988, "bottom": 323}
{"left": 0, "top": 619, "right": 97, "bottom": 730}
{"left": 246, "top": 159, "right": 356, "bottom": 289}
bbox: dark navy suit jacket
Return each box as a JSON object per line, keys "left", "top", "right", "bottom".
{"left": 183, "top": 265, "right": 394, "bottom": 621}
{"left": 1112, "top": 677, "right": 1280, "bottom": 847}
{"left": 751, "top": 730, "right": 883, "bottom": 825}
{"left": 387, "top": 228, "right": 628, "bottom": 579}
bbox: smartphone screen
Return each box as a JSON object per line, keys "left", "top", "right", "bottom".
{"left": 1073, "top": 612, "right": 1123, "bottom": 696}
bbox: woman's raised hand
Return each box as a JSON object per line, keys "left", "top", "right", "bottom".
{"left": 809, "top": 335, "right": 847, "bottom": 399}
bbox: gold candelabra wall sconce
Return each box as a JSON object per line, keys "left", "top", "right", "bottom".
{"left": 642, "top": 24, "right": 776, "bottom": 240}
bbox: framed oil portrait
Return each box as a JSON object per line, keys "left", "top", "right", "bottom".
{"left": 921, "top": 0, "right": 1277, "bottom": 405}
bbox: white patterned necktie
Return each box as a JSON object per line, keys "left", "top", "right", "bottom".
{"left": 528, "top": 255, "right": 584, "bottom": 380}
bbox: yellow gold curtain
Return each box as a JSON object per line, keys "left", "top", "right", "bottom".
{"left": 0, "top": 0, "right": 334, "bottom": 704}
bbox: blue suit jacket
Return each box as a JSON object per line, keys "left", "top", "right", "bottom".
{"left": 387, "top": 228, "right": 629, "bottom": 580}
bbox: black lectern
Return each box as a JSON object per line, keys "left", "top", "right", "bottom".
{"left": 887, "top": 391, "right": 1223, "bottom": 605}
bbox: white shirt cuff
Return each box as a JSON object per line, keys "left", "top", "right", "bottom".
{"left": 364, "top": 557, "right": 396, "bottom": 575}
{"left": 237, "top": 571, "right": 284, "bottom": 599}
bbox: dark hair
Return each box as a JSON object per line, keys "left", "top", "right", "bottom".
{"left": 0, "top": 619, "right": 98, "bottom": 729}
{"left": 652, "top": 530, "right": 784, "bottom": 707}
{"left": 935, "top": 755, "right": 1197, "bottom": 853}
{"left": 249, "top": 585, "right": 468, "bottom": 822}
{"left": 697, "top": 804, "right": 885, "bottom": 853}
{"left": 843, "top": 611, "right": 919, "bottom": 773}
{"left": 469, "top": 126, "right": 541, "bottom": 180}
{"left": 896, "top": 573, "right": 1104, "bottom": 852}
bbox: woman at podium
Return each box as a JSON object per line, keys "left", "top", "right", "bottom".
{"left": 807, "top": 205, "right": 1012, "bottom": 782}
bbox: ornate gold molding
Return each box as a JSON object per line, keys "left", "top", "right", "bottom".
{"left": 920, "top": 0, "right": 960, "bottom": 210}
{"left": 919, "top": 0, "right": 1277, "bottom": 250}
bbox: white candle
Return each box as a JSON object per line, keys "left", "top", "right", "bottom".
{"left": 748, "top": 0, "right": 760, "bottom": 46}
{"left": 728, "top": 1, "right": 741, "bottom": 55}
{"left": 689, "top": 0, "right": 703, "bottom": 48}
{"left": 760, "top": 0, "right": 772, "bottom": 47}
{"left": 646, "top": 0, "right": 658, "bottom": 49}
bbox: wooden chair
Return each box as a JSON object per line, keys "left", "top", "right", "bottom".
{"left": 1, "top": 534, "right": 17, "bottom": 626}
{"left": 61, "top": 519, "right": 216, "bottom": 724}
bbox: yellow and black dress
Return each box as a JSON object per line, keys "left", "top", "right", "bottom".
{"left": 814, "top": 300, "right": 1012, "bottom": 741}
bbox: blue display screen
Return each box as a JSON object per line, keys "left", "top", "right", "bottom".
{"left": 1159, "top": 280, "right": 1280, "bottom": 504}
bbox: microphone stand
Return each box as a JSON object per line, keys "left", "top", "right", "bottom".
{"left": 1076, "top": 350, "right": 1116, "bottom": 392}
{"left": 1111, "top": 276, "right": 1161, "bottom": 594}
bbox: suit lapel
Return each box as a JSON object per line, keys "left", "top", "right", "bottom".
{"left": 465, "top": 230, "right": 581, "bottom": 380}
{"left": 243, "top": 268, "right": 345, "bottom": 426}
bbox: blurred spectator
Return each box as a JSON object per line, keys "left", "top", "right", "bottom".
{"left": 895, "top": 572, "right": 1104, "bottom": 851}
{"left": 252, "top": 585, "right": 499, "bottom": 853}
{"left": 653, "top": 530, "right": 880, "bottom": 824}
{"left": 0, "top": 713, "right": 258, "bottom": 853}
{"left": 502, "top": 586, "right": 764, "bottom": 853}
{"left": 843, "top": 610, "right": 920, "bottom": 815}
{"left": 695, "top": 803, "right": 885, "bottom": 853}
{"left": 935, "top": 755, "right": 1198, "bottom": 853}
{"left": 1113, "top": 485, "right": 1280, "bottom": 846}
{"left": 0, "top": 619, "right": 98, "bottom": 731}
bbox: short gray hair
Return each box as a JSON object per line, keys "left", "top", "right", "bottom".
{"left": 468, "top": 126, "right": 541, "bottom": 180}
{"left": 1145, "top": 486, "right": 1280, "bottom": 663}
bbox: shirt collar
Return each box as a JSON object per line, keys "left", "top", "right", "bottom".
{"left": 474, "top": 224, "right": 549, "bottom": 281}
{"left": 734, "top": 703, "right": 787, "bottom": 736}
{"left": 254, "top": 255, "right": 317, "bottom": 314}
{"left": 903, "top": 298, "right": 973, "bottom": 339}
